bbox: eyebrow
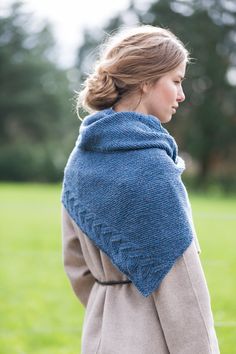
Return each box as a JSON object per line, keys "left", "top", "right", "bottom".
{"left": 177, "top": 75, "right": 186, "bottom": 81}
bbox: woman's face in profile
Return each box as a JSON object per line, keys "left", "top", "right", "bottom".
{"left": 141, "top": 61, "right": 187, "bottom": 123}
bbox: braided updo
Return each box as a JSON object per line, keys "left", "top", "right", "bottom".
{"left": 77, "top": 25, "right": 190, "bottom": 118}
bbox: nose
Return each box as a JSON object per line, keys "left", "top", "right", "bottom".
{"left": 177, "top": 85, "right": 185, "bottom": 103}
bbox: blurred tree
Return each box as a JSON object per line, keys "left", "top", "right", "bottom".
{"left": 76, "top": 0, "right": 236, "bottom": 190}
{"left": 0, "top": 1, "right": 78, "bottom": 181}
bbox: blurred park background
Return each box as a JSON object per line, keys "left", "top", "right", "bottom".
{"left": 0, "top": 0, "right": 236, "bottom": 353}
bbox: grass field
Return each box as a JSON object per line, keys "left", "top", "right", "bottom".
{"left": 0, "top": 183, "right": 235, "bottom": 353}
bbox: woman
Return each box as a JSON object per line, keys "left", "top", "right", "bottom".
{"left": 61, "top": 25, "right": 220, "bottom": 353}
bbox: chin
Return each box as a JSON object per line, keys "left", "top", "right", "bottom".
{"left": 161, "top": 115, "right": 172, "bottom": 124}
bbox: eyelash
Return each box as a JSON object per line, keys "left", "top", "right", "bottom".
{"left": 174, "top": 79, "right": 186, "bottom": 84}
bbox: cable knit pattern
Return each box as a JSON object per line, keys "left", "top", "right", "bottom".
{"left": 61, "top": 108, "right": 194, "bottom": 297}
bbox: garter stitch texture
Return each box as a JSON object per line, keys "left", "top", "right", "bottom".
{"left": 61, "top": 108, "right": 195, "bottom": 297}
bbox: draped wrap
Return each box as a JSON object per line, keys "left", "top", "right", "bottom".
{"left": 61, "top": 108, "right": 195, "bottom": 297}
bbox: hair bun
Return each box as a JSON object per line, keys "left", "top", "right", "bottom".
{"left": 82, "top": 68, "right": 119, "bottom": 111}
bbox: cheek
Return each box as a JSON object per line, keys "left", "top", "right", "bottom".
{"left": 163, "top": 83, "right": 176, "bottom": 101}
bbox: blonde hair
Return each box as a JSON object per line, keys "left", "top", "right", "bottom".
{"left": 77, "top": 25, "right": 191, "bottom": 118}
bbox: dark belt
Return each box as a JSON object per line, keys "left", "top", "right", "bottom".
{"left": 95, "top": 278, "right": 132, "bottom": 286}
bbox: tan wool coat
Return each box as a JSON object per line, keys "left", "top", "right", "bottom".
{"left": 62, "top": 205, "right": 220, "bottom": 354}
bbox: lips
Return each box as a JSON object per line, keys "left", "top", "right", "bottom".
{"left": 172, "top": 106, "right": 179, "bottom": 114}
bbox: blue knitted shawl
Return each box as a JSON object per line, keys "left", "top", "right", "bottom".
{"left": 61, "top": 108, "right": 194, "bottom": 297}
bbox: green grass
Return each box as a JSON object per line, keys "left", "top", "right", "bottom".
{"left": 0, "top": 183, "right": 235, "bottom": 353}
{"left": 0, "top": 183, "right": 84, "bottom": 354}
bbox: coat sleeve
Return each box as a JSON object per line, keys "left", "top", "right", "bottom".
{"left": 151, "top": 239, "right": 220, "bottom": 354}
{"left": 61, "top": 205, "right": 95, "bottom": 307}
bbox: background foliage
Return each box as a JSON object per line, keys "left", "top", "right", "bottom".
{"left": 0, "top": 2, "right": 78, "bottom": 182}
{"left": 0, "top": 0, "right": 236, "bottom": 191}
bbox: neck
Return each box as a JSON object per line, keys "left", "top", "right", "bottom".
{"left": 113, "top": 91, "right": 148, "bottom": 115}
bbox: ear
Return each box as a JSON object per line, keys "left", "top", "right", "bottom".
{"left": 141, "top": 82, "right": 150, "bottom": 94}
